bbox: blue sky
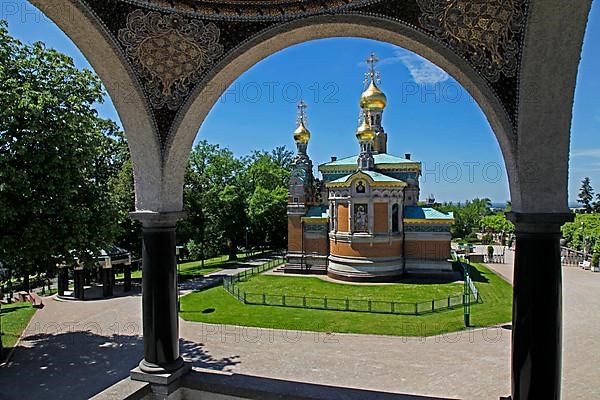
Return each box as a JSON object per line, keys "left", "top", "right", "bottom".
{"left": 2, "top": 1, "right": 599, "bottom": 204}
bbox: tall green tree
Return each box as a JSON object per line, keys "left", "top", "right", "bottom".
{"left": 578, "top": 177, "right": 595, "bottom": 213}
{"left": 593, "top": 193, "right": 600, "bottom": 213}
{"left": 110, "top": 158, "right": 141, "bottom": 255}
{"left": 0, "top": 21, "right": 125, "bottom": 286}
{"left": 181, "top": 141, "right": 249, "bottom": 261}
{"left": 437, "top": 198, "right": 493, "bottom": 238}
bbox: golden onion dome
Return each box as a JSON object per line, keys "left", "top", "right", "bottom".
{"left": 293, "top": 120, "right": 311, "bottom": 144}
{"left": 355, "top": 117, "right": 375, "bottom": 142}
{"left": 360, "top": 80, "right": 387, "bottom": 110}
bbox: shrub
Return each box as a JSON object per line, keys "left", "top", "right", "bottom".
{"left": 592, "top": 252, "right": 599, "bottom": 268}
{"left": 487, "top": 245, "right": 495, "bottom": 257}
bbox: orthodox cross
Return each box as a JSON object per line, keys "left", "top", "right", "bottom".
{"left": 297, "top": 99, "right": 308, "bottom": 126}
{"left": 364, "top": 51, "right": 381, "bottom": 86}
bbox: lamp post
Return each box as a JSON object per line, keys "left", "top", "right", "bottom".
{"left": 581, "top": 222, "right": 587, "bottom": 261}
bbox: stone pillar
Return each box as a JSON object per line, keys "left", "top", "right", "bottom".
{"left": 124, "top": 263, "right": 132, "bottom": 292}
{"left": 73, "top": 266, "right": 84, "bottom": 300}
{"left": 506, "top": 212, "right": 573, "bottom": 400}
{"left": 102, "top": 259, "right": 113, "bottom": 297}
{"left": 132, "top": 211, "right": 186, "bottom": 373}
{"left": 57, "top": 267, "right": 68, "bottom": 296}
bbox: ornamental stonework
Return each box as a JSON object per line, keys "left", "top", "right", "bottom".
{"left": 416, "top": 0, "right": 525, "bottom": 83}
{"left": 118, "top": 9, "right": 224, "bottom": 110}
{"left": 121, "top": 0, "right": 375, "bottom": 21}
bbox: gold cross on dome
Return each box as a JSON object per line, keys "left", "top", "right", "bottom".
{"left": 364, "top": 52, "right": 381, "bottom": 85}
{"left": 366, "top": 52, "right": 379, "bottom": 73}
{"left": 297, "top": 99, "right": 308, "bottom": 124}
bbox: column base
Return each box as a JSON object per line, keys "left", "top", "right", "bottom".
{"left": 138, "top": 356, "right": 185, "bottom": 374}
{"left": 131, "top": 361, "right": 191, "bottom": 399}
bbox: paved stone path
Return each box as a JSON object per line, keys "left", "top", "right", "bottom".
{"left": 179, "top": 255, "right": 280, "bottom": 295}
{"left": 0, "top": 254, "right": 598, "bottom": 400}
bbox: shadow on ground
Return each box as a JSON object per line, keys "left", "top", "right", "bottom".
{"left": 0, "top": 331, "right": 238, "bottom": 400}
{"left": 465, "top": 264, "right": 490, "bottom": 283}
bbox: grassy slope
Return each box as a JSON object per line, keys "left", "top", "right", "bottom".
{"left": 1, "top": 302, "right": 36, "bottom": 358}
{"left": 180, "top": 263, "right": 512, "bottom": 337}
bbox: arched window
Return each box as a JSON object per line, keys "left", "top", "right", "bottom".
{"left": 392, "top": 204, "right": 399, "bottom": 233}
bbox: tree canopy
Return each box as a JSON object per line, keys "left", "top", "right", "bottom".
{"left": 436, "top": 198, "right": 493, "bottom": 238}
{"left": 578, "top": 177, "right": 595, "bottom": 213}
{"left": 179, "top": 141, "right": 293, "bottom": 261}
{"left": 0, "top": 21, "right": 130, "bottom": 285}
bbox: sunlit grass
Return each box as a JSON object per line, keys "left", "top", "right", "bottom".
{"left": 1, "top": 302, "right": 36, "bottom": 360}
{"left": 180, "top": 263, "right": 512, "bottom": 336}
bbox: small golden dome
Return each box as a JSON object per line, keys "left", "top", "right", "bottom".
{"left": 356, "top": 117, "right": 375, "bottom": 142}
{"left": 294, "top": 120, "right": 311, "bottom": 144}
{"left": 360, "top": 81, "right": 387, "bottom": 110}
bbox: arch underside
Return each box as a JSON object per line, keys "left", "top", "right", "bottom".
{"left": 27, "top": 0, "right": 591, "bottom": 214}
{"left": 168, "top": 15, "right": 519, "bottom": 212}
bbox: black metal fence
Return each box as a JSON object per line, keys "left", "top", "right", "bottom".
{"left": 223, "top": 258, "right": 478, "bottom": 316}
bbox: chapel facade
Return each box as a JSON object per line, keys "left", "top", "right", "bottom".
{"left": 286, "top": 53, "right": 454, "bottom": 282}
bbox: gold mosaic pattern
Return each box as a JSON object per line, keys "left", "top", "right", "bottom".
{"left": 119, "top": 9, "right": 224, "bottom": 110}
{"left": 416, "top": 0, "right": 525, "bottom": 82}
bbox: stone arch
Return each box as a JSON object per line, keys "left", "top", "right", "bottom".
{"left": 165, "top": 14, "right": 520, "bottom": 212}
{"left": 27, "top": 0, "right": 164, "bottom": 212}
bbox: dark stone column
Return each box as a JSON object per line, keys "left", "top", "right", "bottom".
{"left": 57, "top": 268, "right": 68, "bottom": 296}
{"left": 131, "top": 211, "right": 186, "bottom": 373}
{"left": 73, "top": 267, "right": 84, "bottom": 300}
{"left": 102, "top": 267, "right": 113, "bottom": 297}
{"left": 124, "top": 263, "right": 132, "bottom": 292}
{"left": 506, "top": 212, "right": 573, "bottom": 400}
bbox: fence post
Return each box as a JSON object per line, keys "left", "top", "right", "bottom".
{"left": 368, "top": 300, "right": 372, "bottom": 312}
{"left": 303, "top": 296, "right": 306, "bottom": 307}
{"left": 432, "top": 299, "right": 435, "bottom": 312}
{"left": 345, "top": 298, "right": 349, "bottom": 311}
{"left": 391, "top": 302, "right": 395, "bottom": 313}
{"left": 282, "top": 294, "right": 286, "bottom": 306}
{"left": 448, "top": 296, "right": 451, "bottom": 308}
{"left": 243, "top": 291, "right": 247, "bottom": 304}
{"left": 415, "top": 303, "right": 418, "bottom": 315}
{"left": 262, "top": 293, "right": 266, "bottom": 305}
{"left": 324, "top": 297, "right": 328, "bottom": 309}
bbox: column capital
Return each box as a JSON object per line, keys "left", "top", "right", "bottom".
{"left": 506, "top": 212, "right": 574, "bottom": 234}
{"left": 130, "top": 211, "right": 187, "bottom": 229}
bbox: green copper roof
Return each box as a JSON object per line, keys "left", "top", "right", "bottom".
{"left": 320, "top": 153, "right": 418, "bottom": 168}
{"left": 403, "top": 206, "right": 454, "bottom": 220}
{"left": 305, "top": 205, "right": 329, "bottom": 218}
{"left": 330, "top": 170, "right": 404, "bottom": 184}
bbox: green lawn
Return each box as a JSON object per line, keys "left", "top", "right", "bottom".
{"left": 116, "top": 251, "right": 272, "bottom": 279}
{"left": 180, "top": 263, "right": 512, "bottom": 337}
{"left": 1, "top": 302, "right": 36, "bottom": 360}
{"left": 235, "top": 274, "right": 464, "bottom": 302}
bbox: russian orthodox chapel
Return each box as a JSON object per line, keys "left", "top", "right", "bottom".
{"left": 286, "top": 53, "right": 454, "bottom": 282}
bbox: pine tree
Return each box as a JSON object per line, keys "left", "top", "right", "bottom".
{"left": 578, "top": 177, "right": 594, "bottom": 213}
{"left": 593, "top": 193, "right": 600, "bottom": 213}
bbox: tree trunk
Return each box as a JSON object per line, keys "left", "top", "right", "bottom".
{"left": 228, "top": 240, "right": 238, "bottom": 261}
{"left": 23, "top": 273, "right": 30, "bottom": 292}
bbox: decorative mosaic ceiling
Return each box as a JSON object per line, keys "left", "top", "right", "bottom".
{"left": 82, "top": 0, "right": 528, "bottom": 146}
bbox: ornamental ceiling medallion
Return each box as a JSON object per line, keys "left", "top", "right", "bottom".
{"left": 416, "top": 0, "right": 525, "bottom": 82}
{"left": 118, "top": 9, "right": 224, "bottom": 110}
